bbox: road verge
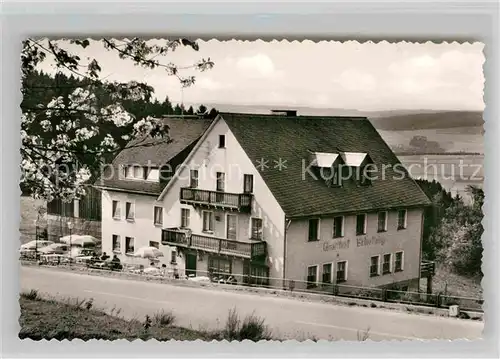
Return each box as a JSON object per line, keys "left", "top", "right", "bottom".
{"left": 20, "top": 261, "right": 483, "bottom": 322}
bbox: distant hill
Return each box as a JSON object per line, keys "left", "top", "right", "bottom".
{"left": 200, "top": 103, "right": 483, "bottom": 132}
{"left": 367, "top": 111, "right": 484, "bottom": 131}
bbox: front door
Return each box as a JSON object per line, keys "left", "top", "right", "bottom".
{"left": 185, "top": 253, "right": 197, "bottom": 277}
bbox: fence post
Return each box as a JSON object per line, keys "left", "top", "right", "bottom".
{"left": 382, "top": 288, "right": 388, "bottom": 302}
{"left": 436, "top": 293, "right": 442, "bottom": 308}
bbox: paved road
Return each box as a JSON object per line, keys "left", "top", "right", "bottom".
{"left": 20, "top": 266, "right": 483, "bottom": 341}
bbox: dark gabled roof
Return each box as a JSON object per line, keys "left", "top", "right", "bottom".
{"left": 95, "top": 117, "right": 213, "bottom": 195}
{"left": 221, "top": 112, "right": 432, "bottom": 218}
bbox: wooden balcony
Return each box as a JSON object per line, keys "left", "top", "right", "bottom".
{"left": 162, "top": 228, "right": 266, "bottom": 261}
{"left": 420, "top": 260, "right": 436, "bottom": 277}
{"left": 180, "top": 188, "right": 252, "bottom": 213}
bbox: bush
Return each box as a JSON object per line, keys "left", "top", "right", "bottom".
{"left": 20, "top": 289, "right": 39, "bottom": 301}
{"left": 239, "top": 313, "right": 270, "bottom": 341}
{"left": 153, "top": 310, "right": 176, "bottom": 327}
{"left": 224, "top": 308, "right": 240, "bottom": 341}
{"left": 222, "top": 308, "right": 271, "bottom": 341}
{"left": 357, "top": 327, "right": 370, "bottom": 341}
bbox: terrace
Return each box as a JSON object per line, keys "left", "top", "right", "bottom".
{"left": 161, "top": 228, "right": 266, "bottom": 261}
{"left": 179, "top": 188, "right": 253, "bottom": 213}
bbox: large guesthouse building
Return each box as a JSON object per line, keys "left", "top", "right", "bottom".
{"left": 97, "top": 112, "right": 432, "bottom": 291}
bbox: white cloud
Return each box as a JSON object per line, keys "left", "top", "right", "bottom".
{"left": 409, "top": 55, "right": 436, "bottom": 68}
{"left": 236, "top": 54, "right": 278, "bottom": 77}
{"left": 40, "top": 39, "right": 484, "bottom": 111}
{"left": 334, "top": 69, "right": 377, "bottom": 92}
{"left": 196, "top": 77, "right": 225, "bottom": 91}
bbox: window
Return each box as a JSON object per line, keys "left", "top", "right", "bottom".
{"left": 145, "top": 168, "right": 159, "bottom": 182}
{"left": 359, "top": 166, "right": 372, "bottom": 186}
{"left": 125, "top": 237, "right": 135, "bottom": 254}
{"left": 383, "top": 253, "right": 392, "bottom": 274}
{"left": 333, "top": 216, "right": 344, "bottom": 238}
{"left": 377, "top": 211, "right": 387, "bottom": 232}
{"left": 121, "top": 165, "right": 128, "bottom": 179}
{"left": 356, "top": 214, "right": 366, "bottom": 235}
{"left": 143, "top": 167, "right": 150, "bottom": 180}
{"left": 226, "top": 214, "right": 238, "bottom": 240}
{"left": 251, "top": 218, "right": 263, "bottom": 240}
{"left": 322, "top": 263, "right": 332, "bottom": 284}
{"left": 209, "top": 256, "right": 232, "bottom": 277}
{"left": 395, "top": 251, "right": 404, "bottom": 272}
{"left": 216, "top": 172, "right": 225, "bottom": 192}
{"left": 112, "top": 200, "right": 120, "bottom": 219}
{"left": 218, "top": 134, "right": 226, "bottom": 148}
{"left": 308, "top": 219, "right": 320, "bottom": 242}
{"left": 332, "top": 166, "right": 342, "bottom": 187}
{"left": 123, "top": 165, "right": 157, "bottom": 181}
{"left": 202, "top": 211, "right": 214, "bottom": 232}
{"left": 112, "top": 235, "right": 120, "bottom": 252}
{"left": 249, "top": 265, "right": 269, "bottom": 286}
{"left": 125, "top": 165, "right": 134, "bottom": 179}
{"left": 181, "top": 208, "right": 190, "bottom": 228}
{"left": 243, "top": 174, "right": 254, "bottom": 193}
{"left": 190, "top": 170, "right": 199, "bottom": 188}
{"left": 397, "top": 209, "right": 407, "bottom": 230}
{"left": 336, "top": 261, "right": 347, "bottom": 283}
{"left": 133, "top": 166, "right": 142, "bottom": 179}
{"left": 171, "top": 251, "right": 177, "bottom": 264}
{"left": 370, "top": 255, "right": 380, "bottom": 277}
{"left": 307, "top": 265, "right": 318, "bottom": 288}
{"left": 125, "top": 202, "right": 134, "bottom": 221}
{"left": 154, "top": 206, "right": 163, "bottom": 226}
{"left": 149, "top": 241, "right": 159, "bottom": 249}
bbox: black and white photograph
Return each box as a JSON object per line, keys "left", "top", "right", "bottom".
{"left": 18, "top": 37, "right": 484, "bottom": 342}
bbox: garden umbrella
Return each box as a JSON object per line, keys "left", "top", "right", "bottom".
{"left": 39, "top": 243, "right": 68, "bottom": 254}
{"left": 132, "top": 246, "right": 164, "bottom": 259}
{"left": 60, "top": 235, "right": 100, "bottom": 247}
{"left": 20, "top": 240, "right": 54, "bottom": 251}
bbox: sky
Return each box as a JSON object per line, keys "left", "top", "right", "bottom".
{"left": 39, "top": 39, "right": 485, "bottom": 112}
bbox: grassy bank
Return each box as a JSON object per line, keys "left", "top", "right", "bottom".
{"left": 18, "top": 290, "right": 276, "bottom": 341}
{"left": 419, "top": 266, "right": 482, "bottom": 298}
{"left": 19, "top": 290, "right": 373, "bottom": 341}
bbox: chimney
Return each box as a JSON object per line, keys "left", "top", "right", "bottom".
{"left": 271, "top": 109, "right": 297, "bottom": 117}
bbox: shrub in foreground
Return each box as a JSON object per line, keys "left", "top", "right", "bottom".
{"left": 220, "top": 308, "right": 272, "bottom": 342}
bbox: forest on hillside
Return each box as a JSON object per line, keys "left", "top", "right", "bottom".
{"left": 417, "top": 179, "right": 483, "bottom": 278}
{"left": 22, "top": 71, "right": 218, "bottom": 128}
{"left": 20, "top": 71, "right": 218, "bottom": 195}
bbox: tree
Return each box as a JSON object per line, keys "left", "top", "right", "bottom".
{"left": 196, "top": 104, "right": 208, "bottom": 115}
{"left": 416, "top": 179, "right": 455, "bottom": 260}
{"left": 173, "top": 104, "right": 184, "bottom": 115}
{"left": 21, "top": 38, "right": 214, "bottom": 202}
{"left": 427, "top": 185, "right": 483, "bottom": 276}
{"left": 207, "top": 108, "right": 219, "bottom": 119}
{"left": 186, "top": 106, "right": 194, "bottom": 115}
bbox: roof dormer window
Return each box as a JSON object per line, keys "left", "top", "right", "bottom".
{"left": 339, "top": 151, "right": 375, "bottom": 186}
{"left": 308, "top": 151, "right": 344, "bottom": 188}
{"left": 122, "top": 165, "right": 160, "bottom": 183}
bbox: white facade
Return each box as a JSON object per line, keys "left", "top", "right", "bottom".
{"left": 101, "top": 115, "right": 425, "bottom": 289}
{"left": 102, "top": 117, "right": 286, "bottom": 284}
{"left": 101, "top": 190, "right": 181, "bottom": 268}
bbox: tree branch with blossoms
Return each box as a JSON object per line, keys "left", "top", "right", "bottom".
{"left": 21, "top": 37, "right": 214, "bottom": 202}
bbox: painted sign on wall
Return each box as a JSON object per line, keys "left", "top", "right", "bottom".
{"left": 356, "top": 236, "right": 386, "bottom": 247}
{"left": 323, "top": 239, "right": 350, "bottom": 252}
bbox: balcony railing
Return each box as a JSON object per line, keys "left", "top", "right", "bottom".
{"left": 180, "top": 188, "right": 252, "bottom": 213}
{"left": 420, "top": 260, "right": 436, "bottom": 277}
{"left": 162, "top": 228, "right": 266, "bottom": 261}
